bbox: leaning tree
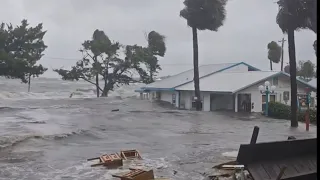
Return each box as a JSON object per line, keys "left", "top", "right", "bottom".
{"left": 54, "top": 29, "right": 148, "bottom": 97}
{"left": 276, "top": 0, "right": 312, "bottom": 127}
{"left": 180, "top": 0, "right": 227, "bottom": 111}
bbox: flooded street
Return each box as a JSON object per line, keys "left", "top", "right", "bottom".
{"left": 0, "top": 96, "right": 316, "bottom": 180}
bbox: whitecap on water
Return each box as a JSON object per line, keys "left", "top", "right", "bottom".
{"left": 221, "top": 151, "right": 238, "bottom": 158}
{"left": 0, "top": 80, "right": 145, "bottom": 101}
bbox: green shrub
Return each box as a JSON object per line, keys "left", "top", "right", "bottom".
{"left": 268, "top": 102, "right": 291, "bottom": 119}
{"left": 309, "top": 109, "right": 317, "bottom": 124}
{"left": 268, "top": 102, "right": 317, "bottom": 124}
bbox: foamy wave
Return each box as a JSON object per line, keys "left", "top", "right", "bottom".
{"left": 222, "top": 151, "right": 238, "bottom": 158}
{"left": 0, "top": 83, "right": 144, "bottom": 100}
{"left": 0, "top": 90, "right": 95, "bottom": 100}
{"left": 0, "top": 129, "right": 92, "bottom": 149}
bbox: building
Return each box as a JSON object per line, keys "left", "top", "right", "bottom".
{"left": 135, "top": 62, "right": 317, "bottom": 113}
{"left": 308, "top": 78, "right": 317, "bottom": 88}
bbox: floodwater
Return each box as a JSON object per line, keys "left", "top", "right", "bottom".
{"left": 0, "top": 78, "right": 317, "bottom": 180}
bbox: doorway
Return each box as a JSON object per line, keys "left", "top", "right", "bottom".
{"left": 237, "top": 94, "right": 252, "bottom": 112}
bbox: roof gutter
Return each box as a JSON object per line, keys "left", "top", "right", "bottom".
{"left": 141, "top": 87, "right": 176, "bottom": 92}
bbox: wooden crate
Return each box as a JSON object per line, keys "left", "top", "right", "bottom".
{"left": 88, "top": 153, "right": 123, "bottom": 168}
{"left": 120, "top": 150, "right": 142, "bottom": 160}
{"left": 112, "top": 168, "right": 154, "bottom": 180}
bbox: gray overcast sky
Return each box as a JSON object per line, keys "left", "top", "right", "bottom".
{"left": 1, "top": 0, "right": 317, "bottom": 78}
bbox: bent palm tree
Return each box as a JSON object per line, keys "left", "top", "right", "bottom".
{"left": 267, "top": 41, "right": 282, "bottom": 70}
{"left": 180, "top": 0, "right": 227, "bottom": 111}
{"left": 276, "top": 0, "right": 311, "bottom": 127}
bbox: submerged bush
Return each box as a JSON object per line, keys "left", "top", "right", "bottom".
{"left": 268, "top": 102, "right": 317, "bottom": 124}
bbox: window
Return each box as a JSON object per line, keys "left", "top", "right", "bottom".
{"left": 283, "top": 91, "right": 289, "bottom": 101}
{"left": 262, "top": 94, "right": 276, "bottom": 103}
{"left": 273, "top": 77, "right": 278, "bottom": 86}
{"left": 270, "top": 95, "right": 276, "bottom": 102}
{"left": 262, "top": 95, "right": 266, "bottom": 103}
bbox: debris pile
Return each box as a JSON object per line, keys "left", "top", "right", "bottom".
{"left": 88, "top": 149, "right": 169, "bottom": 180}
{"left": 112, "top": 168, "right": 169, "bottom": 180}
{"left": 207, "top": 161, "right": 252, "bottom": 180}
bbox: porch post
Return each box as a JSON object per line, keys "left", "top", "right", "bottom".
{"left": 234, "top": 93, "right": 238, "bottom": 112}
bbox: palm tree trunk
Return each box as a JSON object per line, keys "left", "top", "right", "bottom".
{"left": 287, "top": 29, "right": 298, "bottom": 127}
{"left": 270, "top": 61, "right": 273, "bottom": 70}
{"left": 28, "top": 74, "right": 31, "bottom": 92}
{"left": 192, "top": 27, "right": 201, "bottom": 111}
{"left": 96, "top": 74, "right": 100, "bottom": 97}
{"left": 280, "top": 38, "right": 285, "bottom": 71}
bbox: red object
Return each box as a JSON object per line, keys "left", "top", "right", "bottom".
{"left": 305, "top": 110, "right": 310, "bottom": 131}
{"left": 305, "top": 87, "right": 310, "bottom": 93}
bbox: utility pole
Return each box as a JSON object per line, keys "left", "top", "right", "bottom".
{"left": 279, "top": 37, "right": 286, "bottom": 71}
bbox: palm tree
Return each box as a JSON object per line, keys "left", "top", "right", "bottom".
{"left": 180, "top": 0, "right": 227, "bottom": 111}
{"left": 302, "top": 0, "right": 317, "bottom": 55}
{"left": 146, "top": 31, "right": 166, "bottom": 83}
{"left": 276, "top": 0, "right": 311, "bottom": 127}
{"left": 267, "top": 41, "right": 282, "bottom": 70}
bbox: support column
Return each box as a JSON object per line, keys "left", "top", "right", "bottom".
{"left": 235, "top": 93, "right": 238, "bottom": 112}
{"left": 175, "top": 91, "right": 180, "bottom": 108}
{"left": 203, "top": 93, "right": 211, "bottom": 112}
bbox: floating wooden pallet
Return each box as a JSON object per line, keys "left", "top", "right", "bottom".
{"left": 120, "top": 150, "right": 143, "bottom": 160}
{"left": 112, "top": 168, "right": 154, "bottom": 180}
{"left": 87, "top": 153, "right": 123, "bottom": 168}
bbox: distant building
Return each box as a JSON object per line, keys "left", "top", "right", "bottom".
{"left": 135, "top": 62, "right": 317, "bottom": 112}
{"left": 308, "top": 78, "right": 317, "bottom": 88}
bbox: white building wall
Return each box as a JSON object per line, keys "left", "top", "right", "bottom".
{"left": 179, "top": 91, "right": 211, "bottom": 111}
{"left": 238, "top": 75, "right": 312, "bottom": 112}
{"left": 160, "top": 91, "right": 173, "bottom": 103}
{"left": 180, "top": 91, "right": 192, "bottom": 109}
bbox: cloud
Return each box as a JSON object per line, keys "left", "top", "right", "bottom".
{"left": 0, "top": 0, "right": 316, "bottom": 78}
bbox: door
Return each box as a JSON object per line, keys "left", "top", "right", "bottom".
{"left": 238, "top": 94, "right": 252, "bottom": 112}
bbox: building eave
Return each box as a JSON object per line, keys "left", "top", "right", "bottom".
{"left": 178, "top": 89, "right": 233, "bottom": 94}
{"left": 281, "top": 72, "right": 317, "bottom": 90}
{"left": 174, "top": 62, "right": 261, "bottom": 89}
{"left": 232, "top": 71, "right": 317, "bottom": 94}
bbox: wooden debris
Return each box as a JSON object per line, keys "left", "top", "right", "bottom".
{"left": 112, "top": 168, "right": 154, "bottom": 180}
{"left": 88, "top": 153, "right": 123, "bottom": 168}
{"left": 221, "top": 165, "right": 245, "bottom": 170}
{"left": 120, "top": 150, "right": 143, "bottom": 160}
